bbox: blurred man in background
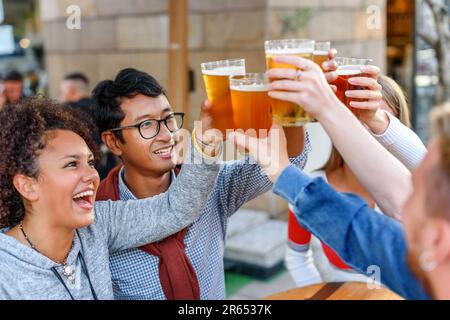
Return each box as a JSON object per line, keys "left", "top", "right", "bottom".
{"left": 0, "top": 70, "right": 25, "bottom": 109}
{"left": 59, "top": 72, "right": 93, "bottom": 110}
{"left": 59, "top": 72, "right": 97, "bottom": 140}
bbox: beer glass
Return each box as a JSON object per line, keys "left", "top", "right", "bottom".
{"left": 334, "top": 57, "right": 372, "bottom": 115}
{"left": 229, "top": 73, "right": 272, "bottom": 138}
{"left": 201, "top": 59, "right": 246, "bottom": 134}
{"left": 265, "top": 39, "right": 315, "bottom": 126}
{"left": 313, "top": 42, "right": 331, "bottom": 70}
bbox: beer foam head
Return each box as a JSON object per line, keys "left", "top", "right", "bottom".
{"left": 337, "top": 65, "right": 363, "bottom": 76}
{"left": 313, "top": 50, "right": 328, "bottom": 56}
{"left": 230, "top": 83, "right": 268, "bottom": 92}
{"left": 265, "top": 48, "right": 313, "bottom": 55}
{"left": 202, "top": 66, "right": 246, "bottom": 76}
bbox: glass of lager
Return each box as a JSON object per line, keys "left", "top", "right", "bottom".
{"left": 229, "top": 73, "right": 272, "bottom": 138}
{"left": 334, "top": 57, "right": 372, "bottom": 115}
{"left": 265, "top": 39, "right": 315, "bottom": 126}
{"left": 313, "top": 42, "right": 331, "bottom": 70}
{"left": 201, "top": 59, "right": 246, "bottom": 135}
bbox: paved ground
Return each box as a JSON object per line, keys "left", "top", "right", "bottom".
{"left": 227, "top": 269, "right": 296, "bottom": 300}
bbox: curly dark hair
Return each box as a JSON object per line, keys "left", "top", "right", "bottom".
{"left": 0, "top": 96, "right": 101, "bottom": 229}
{"left": 92, "top": 68, "right": 167, "bottom": 143}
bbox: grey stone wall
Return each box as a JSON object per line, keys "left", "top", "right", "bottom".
{"left": 40, "top": 0, "right": 267, "bottom": 119}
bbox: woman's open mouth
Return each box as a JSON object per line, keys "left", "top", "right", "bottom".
{"left": 72, "top": 190, "right": 95, "bottom": 210}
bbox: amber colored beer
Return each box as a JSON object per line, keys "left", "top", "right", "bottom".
{"left": 230, "top": 74, "right": 272, "bottom": 137}
{"left": 313, "top": 42, "right": 331, "bottom": 71}
{"left": 333, "top": 57, "right": 372, "bottom": 116}
{"left": 313, "top": 51, "right": 329, "bottom": 71}
{"left": 201, "top": 60, "right": 246, "bottom": 134}
{"left": 265, "top": 41, "right": 315, "bottom": 126}
{"left": 335, "top": 66, "right": 370, "bottom": 115}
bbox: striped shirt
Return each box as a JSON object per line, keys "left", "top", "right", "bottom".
{"left": 371, "top": 110, "right": 427, "bottom": 170}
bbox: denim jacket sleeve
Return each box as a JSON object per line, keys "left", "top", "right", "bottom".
{"left": 272, "top": 165, "right": 431, "bottom": 300}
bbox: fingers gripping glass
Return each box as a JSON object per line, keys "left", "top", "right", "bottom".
{"left": 109, "top": 113, "right": 184, "bottom": 139}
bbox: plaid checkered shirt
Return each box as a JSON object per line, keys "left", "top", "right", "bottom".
{"left": 109, "top": 134, "right": 311, "bottom": 300}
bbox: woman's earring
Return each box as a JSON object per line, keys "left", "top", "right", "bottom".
{"left": 419, "top": 251, "right": 437, "bottom": 272}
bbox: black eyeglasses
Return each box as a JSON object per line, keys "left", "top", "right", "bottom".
{"left": 109, "top": 113, "right": 184, "bottom": 140}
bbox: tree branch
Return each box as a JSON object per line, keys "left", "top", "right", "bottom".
{"left": 418, "top": 31, "right": 438, "bottom": 48}
{"left": 422, "top": 0, "right": 450, "bottom": 104}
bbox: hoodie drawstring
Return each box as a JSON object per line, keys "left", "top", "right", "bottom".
{"left": 50, "top": 231, "right": 98, "bottom": 300}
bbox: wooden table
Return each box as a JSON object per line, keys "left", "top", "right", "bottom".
{"left": 265, "top": 282, "right": 404, "bottom": 300}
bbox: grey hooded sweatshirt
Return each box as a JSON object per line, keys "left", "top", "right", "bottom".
{"left": 0, "top": 143, "right": 220, "bottom": 300}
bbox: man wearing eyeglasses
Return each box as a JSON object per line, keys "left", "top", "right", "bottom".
{"left": 91, "top": 68, "right": 310, "bottom": 300}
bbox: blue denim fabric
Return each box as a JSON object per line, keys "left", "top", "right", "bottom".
{"left": 273, "top": 165, "right": 431, "bottom": 300}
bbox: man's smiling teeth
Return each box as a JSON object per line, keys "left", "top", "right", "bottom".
{"left": 154, "top": 147, "right": 172, "bottom": 155}
{"left": 73, "top": 190, "right": 94, "bottom": 200}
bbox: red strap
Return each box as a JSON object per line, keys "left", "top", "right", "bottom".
{"left": 288, "top": 209, "right": 312, "bottom": 245}
{"left": 321, "top": 243, "right": 351, "bottom": 270}
{"left": 140, "top": 229, "right": 200, "bottom": 300}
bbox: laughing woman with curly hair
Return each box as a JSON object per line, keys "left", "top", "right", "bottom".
{"left": 0, "top": 97, "right": 220, "bottom": 300}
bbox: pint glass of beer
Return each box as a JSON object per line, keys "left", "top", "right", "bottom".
{"left": 229, "top": 73, "right": 272, "bottom": 137}
{"left": 334, "top": 57, "right": 372, "bottom": 115}
{"left": 201, "top": 59, "right": 246, "bottom": 135}
{"left": 265, "top": 39, "right": 315, "bottom": 126}
{"left": 313, "top": 42, "right": 331, "bottom": 70}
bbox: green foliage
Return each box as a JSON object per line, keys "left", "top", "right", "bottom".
{"left": 280, "top": 9, "right": 312, "bottom": 35}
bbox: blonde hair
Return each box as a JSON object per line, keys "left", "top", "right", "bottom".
{"left": 378, "top": 75, "right": 411, "bottom": 128}
{"left": 323, "top": 75, "right": 411, "bottom": 172}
